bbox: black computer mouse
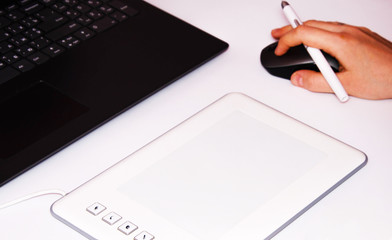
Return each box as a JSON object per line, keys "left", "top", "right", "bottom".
{"left": 260, "top": 41, "right": 339, "bottom": 80}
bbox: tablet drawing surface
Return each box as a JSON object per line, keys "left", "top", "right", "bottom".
{"left": 119, "top": 111, "right": 325, "bottom": 239}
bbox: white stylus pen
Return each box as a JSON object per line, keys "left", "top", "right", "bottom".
{"left": 281, "top": 1, "right": 349, "bottom": 102}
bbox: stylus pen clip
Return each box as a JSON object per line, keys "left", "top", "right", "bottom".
{"left": 281, "top": 1, "right": 349, "bottom": 103}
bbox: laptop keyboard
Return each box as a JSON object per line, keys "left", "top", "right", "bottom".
{"left": 0, "top": 0, "right": 138, "bottom": 84}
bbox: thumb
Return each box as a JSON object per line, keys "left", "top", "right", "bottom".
{"left": 290, "top": 70, "right": 334, "bottom": 93}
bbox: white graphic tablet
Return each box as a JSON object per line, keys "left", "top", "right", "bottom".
{"left": 51, "top": 93, "right": 367, "bottom": 240}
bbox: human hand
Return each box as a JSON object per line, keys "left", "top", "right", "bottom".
{"left": 271, "top": 20, "right": 392, "bottom": 100}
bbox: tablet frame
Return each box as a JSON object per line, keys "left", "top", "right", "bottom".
{"left": 51, "top": 93, "right": 367, "bottom": 240}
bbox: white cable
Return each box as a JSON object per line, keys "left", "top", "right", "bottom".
{"left": 0, "top": 189, "right": 66, "bottom": 210}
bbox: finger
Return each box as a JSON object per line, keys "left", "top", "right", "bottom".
{"left": 273, "top": 20, "right": 348, "bottom": 39}
{"left": 271, "top": 24, "right": 293, "bottom": 39}
{"left": 272, "top": 21, "right": 348, "bottom": 59}
{"left": 290, "top": 70, "right": 333, "bottom": 93}
{"left": 305, "top": 20, "right": 392, "bottom": 48}
{"left": 272, "top": 20, "right": 353, "bottom": 52}
{"left": 291, "top": 70, "right": 355, "bottom": 98}
{"left": 303, "top": 20, "right": 350, "bottom": 33}
{"left": 274, "top": 25, "right": 342, "bottom": 56}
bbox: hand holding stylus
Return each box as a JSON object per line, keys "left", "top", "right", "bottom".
{"left": 281, "top": 1, "right": 348, "bottom": 102}
{"left": 273, "top": 3, "right": 392, "bottom": 100}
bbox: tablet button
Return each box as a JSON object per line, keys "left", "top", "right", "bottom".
{"left": 118, "top": 221, "right": 138, "bottom": 235}
{"left": 102, "top": 212, "right": 122, "bottom": 225}
{"left": 134, "top": 231, "right": 154, "bottom": 240}
{"left": 86, "top": 202, "right": 106, "bottom": 216}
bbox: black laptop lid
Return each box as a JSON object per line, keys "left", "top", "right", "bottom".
{"left": 0, "top": 0, "right": 228, "bottom": 185}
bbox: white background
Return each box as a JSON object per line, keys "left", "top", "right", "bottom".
{"left": 1, "top": 0, "right": 392, "bottom": 239}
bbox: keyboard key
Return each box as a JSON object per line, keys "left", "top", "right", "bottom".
{"left": 1, "top": 52, "right": 21, "bottom": 64}
{"left": 13, "top": 59, "right": 35, "bottom": 72}
{"left": 35, "top": 8, "right": 61, "bottom": 21}
{"left": 87, "top": 9, "right": 104, "bottom": 20}
{"left": 51, "top": 3, "right": 68, "bottom": 12}
{"left": 59, "top": 35, "right": 80, "bottom": 48}
{"left": 18, "top": 0, "right": 33, "bottom": 5}
{"left": 21, "top": 2, "right": 44, "bottom": 15}
{"left": 86, "top": 0, "right": 102, "bottom": 8}
{"left": 9, "top": 34, "right": 29, "bottom": 46}
{"left": 76, "top": 15, "right": 93, "bottom": 26}
{"left": 74, "top": 27, "right": 95, "bottom": 40}
{"left": 39, "top": 0, "right": 56, "bottom": 6}
{"left": 14, "top": 45, "right": 36, "bottom": 57}
{"left": 110, "top": 11, "right": 127, "bottom": 22}
{"left": 109, "top": 0, "right": 139, "bottom": 16}
{"left": 7, "top": 10, "right": 25, "bottom": 21}
{"left": 7, "top": 23, "right": 25, "bottom": 34}
{"left": 28, "top": 51, "right": 49, "bottom": 64}
{"left": 99, "top": 5, "right": 114, "bottom": 14}
{"left": 29, "top": 36, "right": 51, "bottom": 49}
{"left": 0, "top": 66, "right": 20, "bottom": 84}
{"left": 75, "top": 3, "right": 91, "bottom": 13}
{"left": 20, "top": 16, "right": 40, "bottom": 27}
{"left": 23, "top": 27, "right": 43, "bottom": 39}
{"left": 46, "top": 22, "right": 81, "bottom": 41}
{"left": 6, "top": 4, "right": 18, "bottom": 12}
{"left": 89, "top": 16, "right": 116, "bottom": 33}
{"left": 42, "top": 43, "right": 65, "bottom": 57}
{"left": 0, "top": 30, "right": 11, "bottom": 42}
{"left": 37, "top": 14, "right": 68, "bottom": 32}
{"left": 0, "top": 42, "right": 14, "bottom": 54}
{"left": 64, "top": 9, "right": 80, "bottom": 19}
{"left": 62, "top": 0, "right": 78, "bottom": 6}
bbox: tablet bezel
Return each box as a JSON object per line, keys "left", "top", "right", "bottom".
{"left": 51, "top": 93, "right": 367, "bottom": 240}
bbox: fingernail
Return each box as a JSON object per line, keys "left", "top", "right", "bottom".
{"left": 291, "top": 73, "right": 303, "bottom": 87}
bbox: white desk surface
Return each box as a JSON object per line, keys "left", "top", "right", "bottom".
{"left": 1, "top": 0, "right": 392, "bottom": 239}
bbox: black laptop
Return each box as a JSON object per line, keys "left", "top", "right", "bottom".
{"left": 0, "top": 0, "right": 228, "bottom": 186}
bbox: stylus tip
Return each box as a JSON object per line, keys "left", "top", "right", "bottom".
{"left": 281, "top": 1, "right": 289, "bottom": 8}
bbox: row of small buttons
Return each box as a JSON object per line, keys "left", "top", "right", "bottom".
{"left": 86, "top": 202, "right": 155, "bottom": 240}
